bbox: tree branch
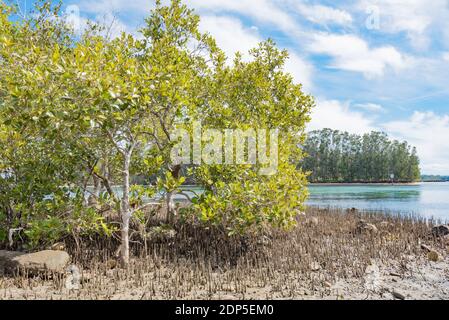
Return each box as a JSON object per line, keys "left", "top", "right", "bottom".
{"left": 106, "top": 129, "right": 126, "bottom": 156}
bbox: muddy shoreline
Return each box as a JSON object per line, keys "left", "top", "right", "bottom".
{"left": 1, "top": 207, "right": 448, "bottom": 300}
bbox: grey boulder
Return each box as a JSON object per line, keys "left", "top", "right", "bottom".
{"left": 0, "top": 250, "right": 70, "bottom": 274}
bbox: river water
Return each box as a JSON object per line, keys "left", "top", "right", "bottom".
{"left": 105, "top": 182, "right": 449, "bottom": 221}
{"left": 307, "top": 182, "right": 449, "bottom": 220}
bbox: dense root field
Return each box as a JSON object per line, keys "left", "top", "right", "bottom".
{"left": 1, "top": 207, "right": 448, "bottom": 300}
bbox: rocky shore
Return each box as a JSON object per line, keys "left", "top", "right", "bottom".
{"left": 0, "top": 207, "right": 448, "bottom": 300}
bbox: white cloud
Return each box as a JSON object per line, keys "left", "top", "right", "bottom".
{"left": 73, "top": 0, "right": 153, "bottom": 15}
{"left": 284, "top": 52, "right": 314, "bottom": 93}
{"left": 358, "top": 0, "right": 449, "bottom": 50}
{"left": 189, "top": 0, "right": 298, "bottom": 34}
{"left": 64, "top": 1, "right": 141, "bottom": 38}
{"left": 307, "top": 33, "right": 407, "bottom": 77}
{"left": 199, "top": 16, "right": 261, "bottom": 60}
{"left": 297, "top": 4, "right": 353, "bottom": 26}
{"left": 308, "top": 99, "right": 376, "bottom": 134}
{"left": 443, "top": 52, "right": 449, "bottom": 62}
{"left": 95, "top": 12, "right": 135, "bottom": 38}
{"left": 51, "top": 5, "right": 131, "bottom": 39}
{"left": 200, "top": 15, "right": 313, "bottom": 92}
{"left": 382, "top": 111, "right": 449, "bottom": 174}
{"left": 354, "top": 103, "right": 385, "bottom": 112}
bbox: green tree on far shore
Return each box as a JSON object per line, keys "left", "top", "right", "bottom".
{"left": 302, "top": 129, "right": 421, "bottom": 183}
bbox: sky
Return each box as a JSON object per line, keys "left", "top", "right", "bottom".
{"left": 14, "top": 0, "right": 449, "bottom": 174}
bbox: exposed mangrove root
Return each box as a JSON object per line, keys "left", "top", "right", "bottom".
{"left": 1, "top": 207, "right": 447, "bottom": 300}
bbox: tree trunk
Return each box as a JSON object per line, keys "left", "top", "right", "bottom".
{"left": 166, "top": 191, "right": 175, "bottom": 224}
{"left": 120, "top": 152, "right": 132, "bottom": 267}
{"left": 166, "top": 165, "right": 181, "bottom": 224}
{"left": 93, "top": 174, "right": 101, "bottom": 197}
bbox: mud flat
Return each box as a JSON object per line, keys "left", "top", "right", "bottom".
{"left": 1, "top": 207, "right": 448, "bottom": 300}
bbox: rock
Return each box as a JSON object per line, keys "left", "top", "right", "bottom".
{"left": 392, "top": 291, "right": 406, "bottom": 300}
{"left": 301, "top": 289, "right": 311, "bottom": 296}
{"left": 427, "top": 250, "right": 441, "bottom": 262}
{"left": 148, "top": 226, "right": 177, "bottom": 241}
{"left": 421, "top": 243, "right": 433, "bottom": 252}
{"left": 87, "top": 195, "right": 98, "bottom": 207}
{"left": 105, "top": 259, "right": 118, "bottom": 270}
{"left": 356, "top": 220, "right": 378, "bottom": 235}
{"left": 379, "top": 221, "right": 394, "bottom": 229}
{"left": 0, "top": 250, "right": 24, "bottom": 261}
{"left": 2, "top": 250, "right": 70, "bottom": 274}
{"left": 0, "top": 250, "right": 23, "bottom": 274}
{"left": 256, "top": 235, "right": 272, "bottom": 246}
{"left": 365, "top": 224, "right": 379, "bottom": 234}
{"left": 65, "top": 265, "right": 81, "bottom": 290}
{"left": 389, "top": 272, "right": 402, "bottom": 277}
{"left": 364, "top": 261, "right": 381, "bottom": 293}
{"left": 310, "top": 261, "right": 321, "bottom": 272}
{"left": 49, "top": 242, "right": 66, "bottom": 251}
{"left": 306, "top": 217, "right": 319, "bottom": 227}
{"left": 431, "top": 225, "right": 449, "bottom": 238}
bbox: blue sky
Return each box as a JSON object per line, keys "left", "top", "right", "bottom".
{"left": 14, "top": 0, "right": 449, "bottom": 174}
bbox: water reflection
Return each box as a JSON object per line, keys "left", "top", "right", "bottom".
{"left": 307, "top": 182, "right": 449, "bottom": 220}
{"left": 90, "top": 183, "right": 449, "bottom": 220}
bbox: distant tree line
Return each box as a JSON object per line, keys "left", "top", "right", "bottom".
{"left": 421, "top": 175, "right": 449, "bottom": 182}
{"left": 301, "top": 129, "right": 421, "bottom": 183}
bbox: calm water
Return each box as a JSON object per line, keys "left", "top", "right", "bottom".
{"left": 307, "top": 182, "right": 449, "bottom": 220}
{"left": 102, "top": 182, "right": 449, "bottom": 221}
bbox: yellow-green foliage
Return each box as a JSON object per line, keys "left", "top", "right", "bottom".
{"left": 0, "top": 0, "right": 314, "bottom": 246}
